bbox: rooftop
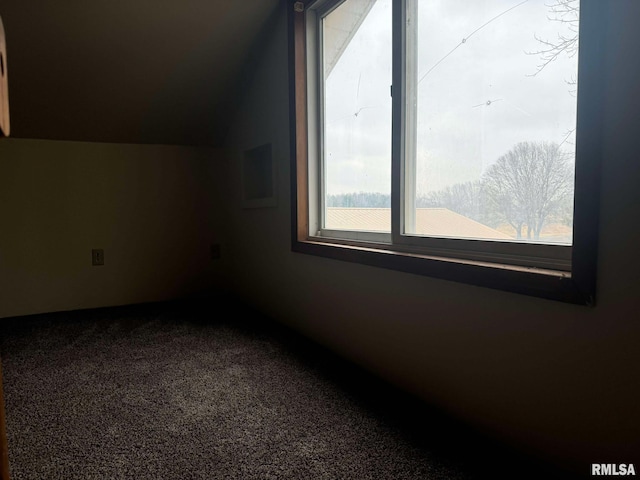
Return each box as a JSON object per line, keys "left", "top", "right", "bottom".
{"left": 325, "top": 208, "right": 514, "bottom": 240}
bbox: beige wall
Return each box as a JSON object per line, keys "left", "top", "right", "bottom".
{"left": 223, "top": 1, "right": 640, "bottom": 472}
{"left": 0, "top": 139, "right": 224, "bottom": 318}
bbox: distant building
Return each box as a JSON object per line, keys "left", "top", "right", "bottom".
{"left": 325, "top": 207, "right": 513, "bottom": 240}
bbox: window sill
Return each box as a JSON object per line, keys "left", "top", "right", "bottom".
{"left": 292, "top": 238, "right": 592, "bottom": 305}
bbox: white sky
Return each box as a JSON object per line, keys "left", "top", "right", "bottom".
{"left": 324, "top": 0, "right": 579, "bottom": 195}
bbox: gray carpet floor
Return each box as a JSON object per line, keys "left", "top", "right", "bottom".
{"left": 0, "top": 300, "right": 569, "bottom": 479}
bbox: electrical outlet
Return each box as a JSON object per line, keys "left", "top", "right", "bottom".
{"left": 210, "top": 244, "right": 221, "bottom": 260}
{"left": 92, "top": 249, "right": 104, "bottom": 266}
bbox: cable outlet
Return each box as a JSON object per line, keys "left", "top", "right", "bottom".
{"left": 92, "top": 249, "right": 104, "bottom": 266}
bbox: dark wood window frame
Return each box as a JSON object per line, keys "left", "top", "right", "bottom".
{"left": 287, "top": 0, "right": 606, "bottom": 305}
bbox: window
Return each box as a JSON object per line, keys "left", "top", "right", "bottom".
{"left": 288, "top": 0, "right": 604, "bottom": 304}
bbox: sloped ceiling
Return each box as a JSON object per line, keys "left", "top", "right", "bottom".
{"left": 0, "top": 0, "right": 280, "bottom": 146}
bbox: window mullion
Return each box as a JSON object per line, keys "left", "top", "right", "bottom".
{"left": 391, "top": 0, "right": 406, "bottom": 244}
{"left": 392, "top": 0, "right": 418, "bottom": 243}
{"left": 405, "top": 0, "right": 419, "bottom": 237}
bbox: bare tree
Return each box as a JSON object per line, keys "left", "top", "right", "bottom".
{"left": 484, "top": 141, "right": 573, "bottom": 240}
{"left": 528, "top": 0, "right": 579, "bottom": 80}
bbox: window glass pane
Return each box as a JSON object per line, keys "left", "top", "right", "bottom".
{"left": 323, "top": 0, "right": 392, "bottom": 232}
{"left": 405, "top": 0, "right": 579, "bottom": 245}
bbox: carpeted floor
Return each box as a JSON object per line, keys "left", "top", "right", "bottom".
{"left": 0, "top": 300, "right": 570, "bottom": 479}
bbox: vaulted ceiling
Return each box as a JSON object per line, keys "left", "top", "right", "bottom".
{"left": 1, "top": 0, "right": 281, "bottom": 146}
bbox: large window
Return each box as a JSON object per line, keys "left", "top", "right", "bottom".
{"left": 289, "top": 0, "right": 604, "bottom": 304}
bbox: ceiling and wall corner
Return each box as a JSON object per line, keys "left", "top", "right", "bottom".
{"left": 0, "top": 0, "right": 280, "bottom": 146}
